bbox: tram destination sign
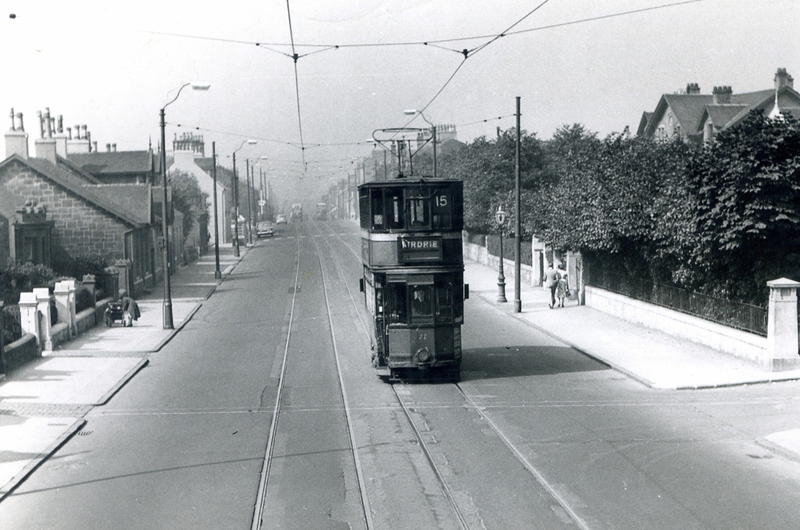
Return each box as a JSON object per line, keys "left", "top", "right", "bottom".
{"left": 398, "top": 236, "right": 443, "bottom": 262}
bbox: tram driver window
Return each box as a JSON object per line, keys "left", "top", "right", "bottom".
{"left": 410, "top": 285, "right": 433, "bottom": 322}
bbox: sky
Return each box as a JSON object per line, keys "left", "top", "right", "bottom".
{"left": 2, "top": 0, "right": 799, "bottom": 204}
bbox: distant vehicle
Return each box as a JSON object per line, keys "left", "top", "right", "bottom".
{"left": 315, "top": 202, "right": 328, "bottom": 221}
{"left": 290, "top": 203, "right": 303, "bottom": 222}
{"left": 256, "top": 221, "right": 274, "bottom": 237}
{"left": 275, "top": 214, "right": 287, "bottom": 224}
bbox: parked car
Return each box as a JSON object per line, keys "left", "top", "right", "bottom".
{"left": 256, "top": 221, "right": 274, "bottom": 237}
{"left": 275, "top": 214, "right": 287, "bottom": 225}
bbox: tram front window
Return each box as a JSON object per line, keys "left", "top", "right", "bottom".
{"left": 387, "top": 283, "right": 407, "bottom": 324}
{"left": 411, "top": 285, "right": 433, "bottom": 323}
{"left": 435, "top": 282, "right": 454, "bottom": 323}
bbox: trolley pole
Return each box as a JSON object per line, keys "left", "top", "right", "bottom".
{"left": 514, "top": 96, "right": 522, "bottom": 313}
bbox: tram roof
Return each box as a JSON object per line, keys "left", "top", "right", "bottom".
{"left": 358, "top": 177, "right": 462, "bottom": 189}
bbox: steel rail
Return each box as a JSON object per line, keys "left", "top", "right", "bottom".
{"left": 315, "top": 220, "right": 469, "bottom": 529}
{"left": 250, "top": 223, "right": 302, "bottom": 530}
{"left": 307, "top": 221, "right": 374, "bottom": 529}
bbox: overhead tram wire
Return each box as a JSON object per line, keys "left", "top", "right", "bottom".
{"left": 285, "top": 0, "right": 308, "bottom": 177}
{"left": 139, "top": 1, "right": 701, "bottom": 57}
{"left": 401, "top": 0, "right": 551, "bottom": 129}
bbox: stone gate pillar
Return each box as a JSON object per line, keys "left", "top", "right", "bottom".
{"left": 54, "top": 279, "right": 77, "bottom": 336}
{"left": 34, "top": 287, "right": 54, "bottom": 351}
{"left": 18, "top": 292, "right": 41, "bottom": 350}
{"left": 766, "top": 278, "right": 800, "bottom": 371}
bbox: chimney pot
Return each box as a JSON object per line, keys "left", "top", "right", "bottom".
{"left": 106, "top": 143, "right": 111, "bottom": 152}
{"left": 712, "top": 85, "right": 733, "bottom": 104}
{"left": 775, "top": 68, "right": 794, "bottom": 90}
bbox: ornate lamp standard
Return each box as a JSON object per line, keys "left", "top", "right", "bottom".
{"left": 404, "top": 109, "right": 437, "bottom": 178}
{"left": 496, "top": 205, "right": 508, "bottom": 303}
{"left": 231, "top": 140, "right": 257, "bottom": 257}
{"left": 159, "top": 82, "right": 209, "bottom": 329}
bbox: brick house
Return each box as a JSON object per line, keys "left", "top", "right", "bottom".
{"left": 638, "top": 68, "right": 800, "bottom": 143}
{"left": 0, "top": 112, "right": 159, "bottom": 297}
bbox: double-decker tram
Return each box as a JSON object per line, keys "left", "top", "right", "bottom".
{"left": 358, "top": 178, "right": 467, "bottom": 382}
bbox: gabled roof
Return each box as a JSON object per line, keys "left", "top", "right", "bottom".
{"left": 703, "top": 105, "right": 748, "bottom": 129}
{"left": 636, "top": 112, "right": 654, "bottom": 136}
{"left": 644, "top": 94, "right": 713, "bottom": 137}
{"left": 68, "top": 150, "right": 154, "bottom": 175}
{"left": 640, "top": 79, "right": 800, "bottom": 141}
{"left": 0, "top": 154, "right": 150, "bottom": 227}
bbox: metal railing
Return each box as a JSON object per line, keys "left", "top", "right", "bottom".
{"left": 586, "top": 266, "right": 768, "bottom": 336}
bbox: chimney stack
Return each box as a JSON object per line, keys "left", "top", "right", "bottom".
{"left": 712, "top": 86, "right": 733, "bottom": 105}
{"left": 686, "top": 83, "right": 700, "bottom": 95}
{"left": 5, "top": 108, "right": 29, "bottom": 159}
{"left": 34, "top": 107, "right": 58, "bottom": 163}
{"left": 775, "top": 68, "right": 794, "bottom": 91}
{"left": 54, "top": 114, "right": 68, "bottom": 157}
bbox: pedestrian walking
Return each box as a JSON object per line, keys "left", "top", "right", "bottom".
{"left": 544, "top": 263, "right": 561, "bottom": 309}
{"left": 556, "top": 265, "right": 570, "bottom": 308}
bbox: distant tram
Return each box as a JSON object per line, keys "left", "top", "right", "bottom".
{"left": 290, "top": 203, "right": 303, "bottom": 222}
{"left": 315, "top": 202, "right": 328, "bottom": 220}
{"left": 358, "top": 178, "right": 466, "bottom": 382}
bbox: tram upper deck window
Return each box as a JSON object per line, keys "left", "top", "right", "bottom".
{"left": 431, "top": 190, "right": 453, "bottom": 230}
{"left": 372, "top": 188, "right": 404, "bottom": 230}
{"left": 407, "top": 197, "right": 429, "bottom": 228}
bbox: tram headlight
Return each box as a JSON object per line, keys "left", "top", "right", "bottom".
{"left": 417, "top": 347, "right": 431, "bottom": 363}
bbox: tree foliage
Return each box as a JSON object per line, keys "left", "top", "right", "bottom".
{"left": 688, "top": 111, "right": 800, "bottom": 301}
{"left": 448, "top": 112, "right": 800, "bottom": 305}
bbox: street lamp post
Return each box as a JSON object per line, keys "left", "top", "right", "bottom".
{"left": 159, "top": 82, "right": 209, "bottom": 329}
{"left": 496, "top": 206, "right": 507, "bottom": 303}
{"left": 232, "top": 140, "right": 257, "bottom": 257}
{"left": 404, "top": 109, "right": 437, "bottom": 178}
{"left": 211, "top": 141, "right": 221, "bottom": 279}
{"left": 246, "top": 159, "right": 253, "bottom": 246}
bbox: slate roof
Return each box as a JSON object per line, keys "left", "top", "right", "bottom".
{"left": 0, "top": 154, "right": 151, "bottom": 227}
{"left": 68, "top": 150, "right": 154, "bottom": 175}
{"left": 641, "top": 82, "right": 800, "bottom": 141}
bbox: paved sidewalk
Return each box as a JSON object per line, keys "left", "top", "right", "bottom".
{"left": 0, "top": 245, "right": 245, "bottom": 500}
{"left": 2, "top": 246, "right": 800, "bottom": 500}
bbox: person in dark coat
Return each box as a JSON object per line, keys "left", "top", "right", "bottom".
{"left": 120, "top": 294, "right": 140, "bottom": 326}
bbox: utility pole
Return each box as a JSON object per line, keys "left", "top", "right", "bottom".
{"left": 514, "top": 96, "right": 522, "bottom": 313}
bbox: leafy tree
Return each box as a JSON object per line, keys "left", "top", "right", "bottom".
{"left": 449, "top": 128, "right": 547, "bottom": 234}
{"left": 688, "top": 110, "right": 800, "bottom": 302}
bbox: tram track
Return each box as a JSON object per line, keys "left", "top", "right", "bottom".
{"left": 310, "top": 221, "right": 470, "bottom": 530}
{"left": 251, "top": 221, "right": 373, "bottom": 530}
{"left": 313, "top": 220, "right": 590, "bottom": 530}
{"left": 250, "top": 223, "right": 302, "bottom": 530}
